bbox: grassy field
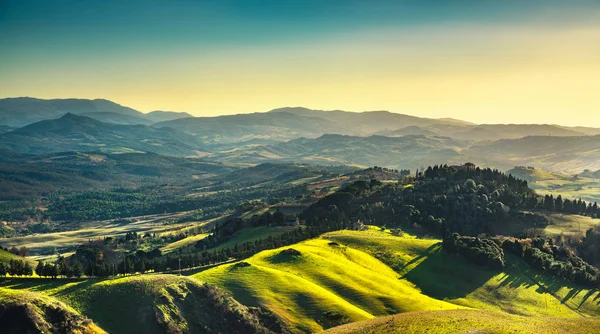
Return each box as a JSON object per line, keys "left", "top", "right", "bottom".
{"left": 0, "top": 215, "right": 214, "bottom": 256}
{"left": 3, "top": 228, "right": 600, "bottom": 333}
{"left": 0, "top": 274, "right": 274, "bottom": 334}
{"left": 0, "top": 248, "right": 36, "bottom": 266}
{"left": 508, "top": 167, "right": 600, "bottom": 203}
{"left": 160, "top": 233, "right": 210, "bottom": 253}
{"left": 194, "top": 238, "right": 462, "bottom": 332}
{"left": 0, "top": 287, "right": 106, "bottom": 333}
{"left": 211, "top": 225, "right": 299, "bottom": 251}
{"left": 324, "top": 309, "right": 600, "bottom": 334}
{"left": 325, "top": 230, "right": 600, "bottom": 318}
{"left": 540, "top": 212, "right": 599, "bottom": 237}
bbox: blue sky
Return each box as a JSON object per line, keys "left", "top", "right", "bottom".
{"left": 1, "top": 1, "right": 600, "bottom": 125}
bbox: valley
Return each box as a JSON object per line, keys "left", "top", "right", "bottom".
{"left": 1, "top": 98, "right": 600, "bottom": 334}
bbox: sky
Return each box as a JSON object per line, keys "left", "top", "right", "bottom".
{"left": 1, "top": 0, "right": 600, "bottom": 126}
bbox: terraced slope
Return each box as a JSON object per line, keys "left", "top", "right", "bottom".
{"left": 193, "top": 238, "right": 462, "bottom": 332}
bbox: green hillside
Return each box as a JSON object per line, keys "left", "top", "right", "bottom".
{"left": 194, "top": 229, "right": 600, "bottom": 332}
{"left": 326, "top": 230, "right": 600, "bottom": 318}
{"left": 0, "top": 248, "right": 35, "bottom": 266}
{"left": 323, "top": 309, "right": 600, "bottom": 334}
{"left": 1, "top": 275, "right": 282, "bottom": 334}
{"left": 194, "top": 237, "right": 462, "bottom": 332}
{"left": 0, "top": 288, "right": 106, "bottom": 333}
{"left": 0, "top": 113, "right": 205, "bottom": 156}
{"left": 507, "top": 167, "right": 600, "bottom": 203}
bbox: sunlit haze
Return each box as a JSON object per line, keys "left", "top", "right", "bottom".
{"left": 2, "top": 1, "right": 599, "bottom": 126}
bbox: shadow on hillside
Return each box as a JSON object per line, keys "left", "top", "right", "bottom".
{"left": 498, "top": 255, "right": 600, "bottom": 309}
{"left": 0, "top": 278, "right": 98, "bottom": 296}
{"left": 533, "top": 272, "right": 600, "bottom": 308}
{"left": 402, "top": 244, "right": 439, "bottom": 269}
{"left": 402, "top": 249, "right": 500, "bottom": 300}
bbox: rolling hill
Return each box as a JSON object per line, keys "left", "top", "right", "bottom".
{"left": 211, "top": 134, "right": 469, "bottom": 169}
{"left": 0, "top": 275, "right": 283, "bottom": 334}
{"left": 324, "top": 309, "right": 600, "bottom": 334}
{"left": 193, "top": 237, "right": 461, "bottom": 332}
{"left": 467, "top": 135, "right": 600, "bottom": 173}
{"left": 0, "top": 113, "right": 206, "bottom": 156}
{"left": 145, "top": 110, "right": 194, "bottom": 122}
{"left": 209, "top": 132, "right": 600, "bottom": 173}
{"left": 377, "top": 123, "right": 587, "bottom": 142}
{"left": 0, "top": 150, "right": 236, "bottom": 200}
{"left": 194, "top": 230, "right": 600, "bottom": 332}
{"left": 0, "top": 288, "right": 106, "bottom": 334}
{"left": 153, "top": 111, "right": 342, "bottom": 144}
{"left": 0, "top": 97, "right": 196, "bottom": 127}
{"left": 0, "top": 97, "right": 144, "bottom": 127}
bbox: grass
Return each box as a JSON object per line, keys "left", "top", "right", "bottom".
{"left": 0, "top": 287, "right": 106, "bottom": 333}
{"left": 540, "top": 212, "right": 599, "bottom": 237}
{"left": 160, "top": 233, "right": 210, "bottom": 254}
{"left": 323, "top": 309, "right": 600, "bottom": 334}
{"left": 0, "top": 274, "right": 273, "bottom": 334}
{"left": 3, "top": 228, "right": 600, "bottom": 333}
{"left": 508, "top": 167, "right": 600, "bottom": 203}
{"left": 0, "top": 214, "right": 213, "bottom": 256}
{"left": 211, "top": 226, "right": 299, "bottom": 251}
{"left": 193, "top": 238, "right": 461, "bottom": 332}
{"left": 0, "top": 248, "right": 36, "bottom": 266}
{"left": 324, "top": 230, "right": 600, "bottom": 318}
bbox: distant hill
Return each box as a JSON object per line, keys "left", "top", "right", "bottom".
{"left": 375, "top": 125, "right": 438, "bottom": 137}
{"left": 211, "top": 134, "right": 468, "bottom": 169}
{"left": 0, "top": 149, "right": 235, "bottom": 200}
{"left": 145, "top": 110, "right": 193, "bottom": 122}
{"left": 378, "top": 123, "right": 586, "bottom": 141}
{"left": 154, "top": 107, "right": 489, "bottom": 144}
{"left": 154, "top": 111, "right": 341, "bottom": 143}
{"left": 79, "top": 111, "right": 153, "bottom": 125}
{"left": 452, "top": 124, "right": 585, "bottom": 141}
{"left": 579, "top": 169, "right": 600, "bottom": 179}
{"left": 506, "top": 166, "right": 600, "bottom": 203}
{"left": 205, "top": 162, "right": 356, "bottom": 186}
{"left": 0, "top": 113, "right": 206, "bottom": 156}
{"left": 0, "top": 97, "right": 145, "bottom": 127}
{"left": 3, "top": 98, "right": 599, "bottom": 144}
{"left": 466, "top": 135, "right": 600, "bottom": 173}
{"left": 267, "top": 107, "right": 458, "bottom": 136}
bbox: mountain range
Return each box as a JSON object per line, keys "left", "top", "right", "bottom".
{"left": 1, "top": 97, "right": 599, "bottom": 173}
{"left": 0, "top": 97, "right": 191, "bottom": 127}
{"left": 0, "top": 113, "right": 206, "bottom": 156}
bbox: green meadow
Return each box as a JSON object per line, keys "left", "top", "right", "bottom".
{"left": 2, "top": 228, "right": 600, "bottom": 333}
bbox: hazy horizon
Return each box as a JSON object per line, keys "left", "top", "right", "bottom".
{"left": 2, "top": 1, "right": 600, "bottom": 126}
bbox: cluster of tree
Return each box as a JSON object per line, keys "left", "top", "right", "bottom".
{"left": 73, "top": 213, "right": 349, "bottom": 278}
{"left": 442, "top": 233, "right": 505, "bottom": 269}
{"left": 541, "top": 195, "right": 598, "bottom": 218}
{"left": 0, "top": 259, "right": 33, "bottom": 276}
{"left": 194, "top": 211, "right": 290, "bottom": 250}
{"left": 575, "top": 226, "right": 600, "bottom": 267}
{"left": 34, "top": 259, "right": 83, "bottom": 278}
{"left": 5, "top": 245, "right": 30, "bottom": 257}
{"left": 502, "top": 237, "right": 600, "bottom": 288}
{"left": 302, "top": 163, "right": 539, "bottom": 237}
{"left": 42, "top": 180, "right": 307, "bottom": 223}
{"left": 0, "top": 200, "right": 42, "bottom": 223}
